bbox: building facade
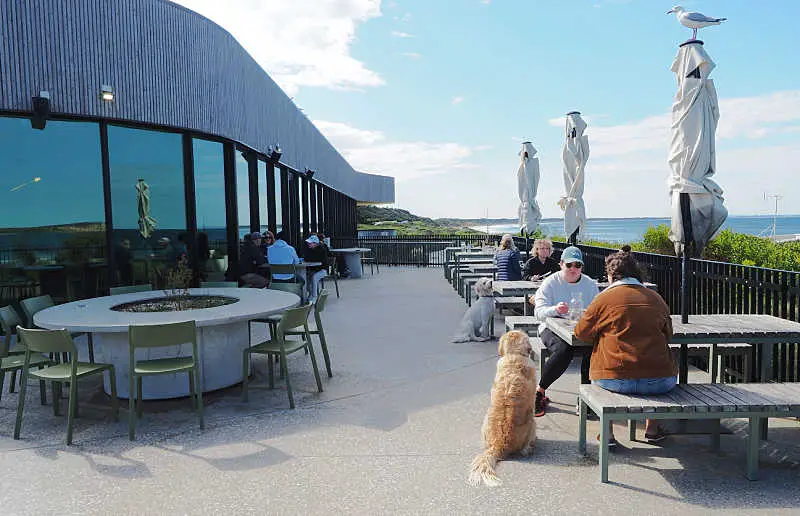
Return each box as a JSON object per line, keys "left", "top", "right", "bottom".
{"left": 0, "top": 0, "right": 393, "bottom": 299}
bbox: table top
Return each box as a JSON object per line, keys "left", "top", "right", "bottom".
{"left": 454, "top": 252, "right": 494, "bottom": 258}
{"left": 545, "top": 314, "right": 800, "bottom": 347}
{"left": 493, "top": 280, "right": 541, "bottom": 295}
{"left": 330, "top": 248, "right": 371, "bottom": 253}
{"left": 467, "top": 264, "right": 497, "bottom": 273}
{"left": 34, "top": 288, "right": 300, "bottom": 333}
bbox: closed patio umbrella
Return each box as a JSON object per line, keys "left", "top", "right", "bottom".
{"left": 558, "top": 112, "right": 589, "bottom": 244}
{"left": 517, "top": 142, "right": 542, "bottom": 236}
{"left": 136, "top": 178, "right": 157, "bottom": 239}
{"left": 668, "top": 41, "right": 727, "bottom": 258}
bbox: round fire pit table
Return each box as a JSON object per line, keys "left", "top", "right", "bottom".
{"left": 34, "top": 288, "right": 300, "bottom": 400}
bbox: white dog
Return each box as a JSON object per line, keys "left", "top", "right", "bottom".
{"left": 452, "top": 277, "right": 495, "bottom": 342}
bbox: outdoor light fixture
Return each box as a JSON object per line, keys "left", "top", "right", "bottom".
{"left": 30, "top": 91, "right": 51, "bottom": 130}
{"left": 100, "top": 84, "right": 115, "bottom": 102}
{"left": 305, "top": 168, "right": 315, "bottom": 179}
{"left": 269, "top": 145, "right": 282, "bottom": 162}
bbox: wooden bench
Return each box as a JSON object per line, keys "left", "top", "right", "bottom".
{"left": 668, "top": 343, "right": 754, "bottom": 383}
{"left": 504, "top": 315, "right": 539, "bottom": 334}
{"left": 578, "top": 382, "right": 800, "bottom": 483}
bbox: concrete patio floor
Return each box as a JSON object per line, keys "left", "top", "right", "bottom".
{"left": 1, "top": 267, "right": 799, "bottom": 515}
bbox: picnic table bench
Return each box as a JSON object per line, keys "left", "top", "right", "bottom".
{"left": 578, "top": 382, "right": 800, "bottom": 483}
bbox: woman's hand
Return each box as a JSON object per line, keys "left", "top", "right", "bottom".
{"left": 532, "top": 274, "right": 541, "bottom": 281}
{"left": 556, "top": 302, "right": 569, "bottom": 315}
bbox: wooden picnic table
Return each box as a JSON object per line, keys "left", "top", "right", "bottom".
{"left": 492, "top": 280, "right": 541, "bottom": 297}
{"left": 466, "top": 264, "right": 497, "bottom": 274}
{"left": 545, "top": 314, "right": 800, "bottom": 384}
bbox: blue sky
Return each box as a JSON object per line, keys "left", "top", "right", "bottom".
{"left": 176, "top": 0, "right": 800, "bottom": 219}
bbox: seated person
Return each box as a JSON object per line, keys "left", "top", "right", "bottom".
{"left": 301, "top": 235, "right": 330, "bottom": 303}
{"left": 239, "top": 232, "right": 267, "bottom": 288}
{"left": 574, "top": 245, "right": 676, "bottom": 444}
{"left": 522, "top": 238, "right": 559, "bottom": 281}
{"left": 494, "top": 234, "right": 522, "bottom": 281}
{"left": 530, "top": 246, "right": 599, "bottom": 417}
{"left": 267, "top": 231, "right": 304, "bottom": 286}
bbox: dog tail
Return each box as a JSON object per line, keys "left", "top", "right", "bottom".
{"left": 468, "top": 450, "right": 502, "bottom": 487}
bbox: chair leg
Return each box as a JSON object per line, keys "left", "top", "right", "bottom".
{"left": 194, "top": 366, "right": 204, "bottom": 430}
{"left": 282, "top": 352, "right": 294, "bottom": 409}
{"left": 13, "top": 367, "right": 30, "bottom": 440}
{"left": 108, "top": 367, "right": 119, "bottom": 421}
{"left": 268, "top": 353, "right": 275, "bottom": 389}
{"left": 87, "top": 333, "right": 95, "bottom": 364}
{"left": 52, "top": 382, "right": 62, "bottom": 416}
{"left": 306, "top": 342, "right": 323, "bottom": 394}
{"left": 137, "top": 377, "right": 143, "bottom": 419}
{"left": 317, "top": 328, "right": 332, "bottom": 378}
{"left": 8, "top": 370, "right": 16, "bottom": 393}
{"left": 241, "top": 351, "right": 250, "bottom": 402}
{"left": 129, "top": 373, "right": 136, "bottom": 440}
{"left": 66, "top": 376, "right": 78, "bottom": 445}
{"left": 333, "top": 275, "right": 339, "bottom": 298}
{"left": 38, "top": 366, "right": 47, "bottom": 406}
{"left": 188, "top": 371, "right": 197, "bottom": 410}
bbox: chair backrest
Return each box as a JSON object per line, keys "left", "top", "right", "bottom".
{"left": 276, "top": 305, "right": 313, "bottom": 338}
{"left": 110, "top": 284, "right": 153, "bottom": 296}
{"left": 0, "top": 305, "right": 23, "bottom": 356}
{"left": 269, "top": 282, "right": 303, "bottom": 297}
{"left": 128, "top": 320, "right": 197, "bottom": 350}
{"left": 327, "top": 256, "right": 338, "bottom": 273}
{"left": 18, "top": 327, "right": 77, "bottom": 355}
{"left": 268, "top": 263, "right": 297, "bottom": 279}
{"left": 315, "top": 289, "right": 329, "bottom": 315}
{"left": 20, "top": 295, "right": 55, "bottom": 327}
{"left": 200, "top": 281, "right": 238, "bottom": 288}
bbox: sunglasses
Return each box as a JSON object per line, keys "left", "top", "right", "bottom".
{"left": 564, "top": 262, "right": 583, "bottom": 269}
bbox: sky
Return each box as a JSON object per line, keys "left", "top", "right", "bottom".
{"left": 172, "top": 0, "right": 800, "bottom": 220}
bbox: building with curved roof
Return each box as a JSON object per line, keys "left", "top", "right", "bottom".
{"left": 0, "top": 0, "right": 393, "bottom": 297}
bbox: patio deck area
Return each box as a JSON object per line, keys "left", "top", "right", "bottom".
{"left": 1, "top": 268, "right": 799, "bottom": 514}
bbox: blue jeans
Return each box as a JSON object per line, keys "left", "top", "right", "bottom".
{"left": 592, "top": 376, "right": 677, "bottom": 395}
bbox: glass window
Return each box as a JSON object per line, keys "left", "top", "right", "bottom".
{"left": 298, "top": 174, "right": 304, "bottom": 235}
{"left": 236, "top": 151, "right": 250, "bottom": 239}
{"left": 108, "top": 125, "right": 185, "bottom": 287}
{"left": 274, "top": 166, "right": 282, "bottom": 233}
{"left": 193, "top": 139, "right": 227, "bottom": 282}
{"left": 258, "top": 160, "right": 268, "bottom": 233}
{"left": 0, "top": 116, "right": 105, "bottom": 301}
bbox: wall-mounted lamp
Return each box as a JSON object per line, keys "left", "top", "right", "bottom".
{"left": 30, "top": 91, "right": 51, "bottom": 130}
{"left": 269, "top": 145, "right": 282, "bottom": 162}
{"left": 305, "top": 168, "right": 315, "bottom": 179}
{"left": 100, "top": 84, "right": 115, "bottom": 102}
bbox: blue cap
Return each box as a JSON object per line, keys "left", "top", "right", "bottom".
{"left": 560, "top": 246, "right": 583, "bottom": 264}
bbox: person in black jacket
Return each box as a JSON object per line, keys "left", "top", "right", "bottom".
{"left": 301, "top": 234, "right": 330, "bottom": 303}
{"left": 239, "top": 232, "right": 267, "bottom": 288}
{"left": 522, "top": 238, "right": 560, "bottom": 281}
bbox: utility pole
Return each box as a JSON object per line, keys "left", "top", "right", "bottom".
{"left": 765, "top": 193, "right": 782, "bottom": 238}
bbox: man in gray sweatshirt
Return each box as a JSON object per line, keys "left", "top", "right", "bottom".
{"left": 530, "top": 246, "right": 599, "bottom": 417}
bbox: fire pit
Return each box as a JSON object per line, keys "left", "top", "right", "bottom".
{"left": 111, "top": 295, "right": 237, "bottom": 313}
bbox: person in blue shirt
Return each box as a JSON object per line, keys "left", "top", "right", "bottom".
{"left": 494, "top": 234, "right": 522, "bottom": 281}
{"left": 267, "top": 231, "right": 303, "bottom": 286}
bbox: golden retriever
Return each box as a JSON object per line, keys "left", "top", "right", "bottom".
{"left": 468, "top": 330, "right": 537, "bottom": 486}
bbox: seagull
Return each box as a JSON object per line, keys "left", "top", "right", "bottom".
{"left": 667, "top": 5, "right": 726, "bottom": 40}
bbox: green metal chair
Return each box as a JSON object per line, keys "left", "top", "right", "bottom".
{"left": 14, "top": 327, "right": 118, "bottom": 445}
{"left": 110, "top": 284, "right": 153, "bottom": 296}
{"left": 285, "top": 290, "right": 332, "bottom": 378}
{"left": 319, "top": 256, "right": 340, "bottom": 298}
{"left": 268, "top": 263, "right": 302, "bottom": 284}
{"left": 0, "top": 306, "right": 50, "bottom": 402}
{"left": 128, "top": 321, "right": 203, "bottom": 440}
{"left": 21, "top": 295, "right": 94, "bottom": 363}
{"left": 252, "top": 283, "right": 304, "bottom": 346}
{"left": 199, "top": 281, "right": 238, "bottom": 288}
{"left": 241, "top": 304, "right": 322, "bottom": 408}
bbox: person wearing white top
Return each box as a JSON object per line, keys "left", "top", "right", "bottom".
{"left": 529, "top": 246, "right": 599, "bottom": 417}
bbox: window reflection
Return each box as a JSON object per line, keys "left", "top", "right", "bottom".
{"left": 236, "top": 151, "right": 250, "bottom": 239}
{"left": 258, "top": 160, "right": 268, "bottom": 233}
{"left": 194, "top": 139, "right": 227, "bottom": 282}
{"left": 274, "top": 165, "right": 282, "bottom": 232}
{"left": 108, "top": 125, "right": 186, "bottom": 287}
{"left": 0, "top": 116, "right": 105, "bottom": 301}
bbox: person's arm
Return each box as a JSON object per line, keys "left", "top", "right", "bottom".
{"left": 574, "top": 298, "right": 601, "bottom": 343}
{"left": 522, "top": 258, "right": 534, "bottom": 281}
{"left": 511, "top": 251, "right": 522, "bottom": 280}
{"left": 290, "top": 247, "right": 300, "bottom": 264}
{"left": 534, "top": 279, "right": 560, "bottom": 321}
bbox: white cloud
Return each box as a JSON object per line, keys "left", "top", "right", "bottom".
{"left": 172, "top": 0, "right": 383, "bottom": 95}
{"left": 451, "top": 96, "right": 466, "bottom": 105}
{"left": 391, "top": 30, "right": 415, "bottom": 38}
{"left": 400, "top": 52, "right": 422, "bottom": 59}
{"left": 313, "top": 120, "right": 477, "bottom": 181}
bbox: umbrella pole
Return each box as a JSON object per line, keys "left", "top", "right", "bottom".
{"left": 678, "top": 192, "right": 695, "bottom": 384}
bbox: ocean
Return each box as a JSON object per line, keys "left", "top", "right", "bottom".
{"left": 474, "top": 215, "right": 800, "bottom": 244}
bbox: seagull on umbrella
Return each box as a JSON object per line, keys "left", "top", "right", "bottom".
{"left": 667, "top": 5, "right": 726, "bottom": 40}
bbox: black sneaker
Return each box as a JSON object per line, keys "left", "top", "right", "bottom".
{"left": 535, "top": 391, "right": 549, "bottom": 417}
